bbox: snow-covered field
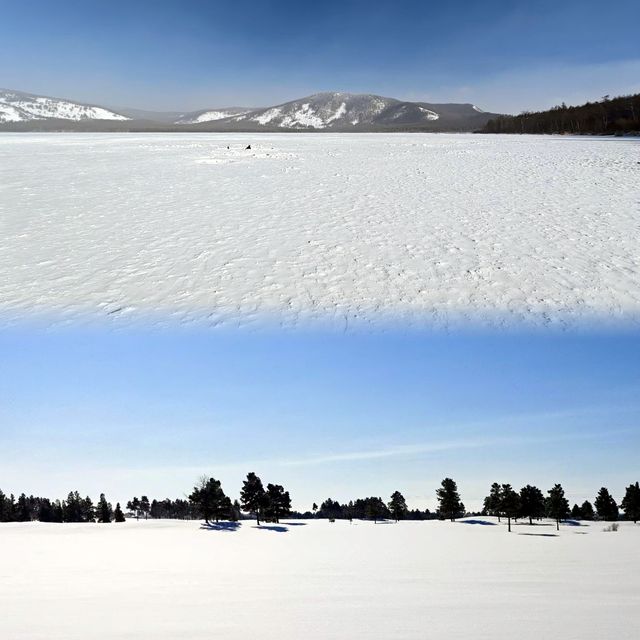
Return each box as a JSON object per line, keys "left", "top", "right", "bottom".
{"left": 1, "top": 517, "right": 638, "bottom": 639}
{"left": 1, "top": 133, "right": 638, "bottom": 330}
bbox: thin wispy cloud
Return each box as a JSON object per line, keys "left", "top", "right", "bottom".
{"left": 278, "top": 427, "right": 635, "bottom": 467}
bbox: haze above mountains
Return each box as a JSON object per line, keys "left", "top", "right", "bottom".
{"left": 0, "top": 88, "right": 499, "bottom": 132}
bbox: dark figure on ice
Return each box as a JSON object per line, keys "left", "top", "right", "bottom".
{"left": 245, "top": 144, "right": 251, "bottom": 150}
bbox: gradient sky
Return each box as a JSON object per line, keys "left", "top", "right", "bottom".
{"left": 1, "top": 0, "right": 639, "bottom": 113}
{"left": 1, "top": 327, "right": 638, "bottom": 512}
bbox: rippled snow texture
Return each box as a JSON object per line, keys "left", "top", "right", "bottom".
{"left": 0, "top": 133, "right": 639, "bottom": 330}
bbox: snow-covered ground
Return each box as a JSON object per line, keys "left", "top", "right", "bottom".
{"left": 0, "top": 133, "right": 638, "bottom": 330}
{"left": 1, "top": 517, "right": 638, "bottom": 639}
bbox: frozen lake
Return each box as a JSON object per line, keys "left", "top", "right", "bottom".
{"left": 1, "top": 517, "right": 638, "bottom": 639}
{"left": 1, "top": 133, "right": 638, "bottom": 330}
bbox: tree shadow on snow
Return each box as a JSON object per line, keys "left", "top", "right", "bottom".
{"left": 281, "top": 522, "right": 307, "bottom": 526}
{"left": 253, "top": 525, "right": 289, "bottom": 533}
{"left": 563, "top": 519, "right": 587, "bottom": 527}
{"left": 460, "top": 519, "right": 496, "bottom": 526}
{"left": 200, "top": 521, "right": 242, "bottom": 532}
{"left": 517, "top": 532, "right": 558, "bottom": 537}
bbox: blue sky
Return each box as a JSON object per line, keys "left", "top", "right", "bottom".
{"left": 1, "top": 328, "right": 638, "bottom": 511}
{"left": 1, "top": 1, "right": 639, "bottom": 113}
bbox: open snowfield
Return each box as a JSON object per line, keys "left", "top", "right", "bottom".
{"left": 1, "top": 133, "right": 639, "bottom": 330}
{"left": 1, "top": 517, "right": 638, "bottom": 639}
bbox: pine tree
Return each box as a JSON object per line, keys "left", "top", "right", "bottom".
{"left": 571, "top": 503, "right": 582, "bottom": 519}
{"left": 114, "top": 503, "right": 126, "bottom": 523}
{"left": 388, "top": 491, "right": 408, "bottom": 522}
{"left": 364, "top": 497, "right": 387, "bottom": 523}
{"left": 500, "top": 484, "right": 521, "bottom": 532}
{"left": 621, "top": 482, "right": 640, "bottom": 523}
{"left": 97, "top": 493, "right": 113, "bottom": 523}
{"left": 436, "top": 478, "right": 464, "bottom": 522}
{"left": 546, "top": 484, "right": 569, "bottom": 531}
{"left": 519, "top": 485, "right": 545, "bottom": 525}
{"left": 230, "top": 499, "right": 242, "bottom": 522}
{"left": 140, "top": 496, "right": 150, "bottom": 520}
{"left": 240, "top": 472, "right": 267, "bottom": 525}
{"left": 312, "top": 503, "right": 318, "bottom": 517}
{"left": 264, "top": 484, "right": 291, "bottom": 523}
{"left": 127, "top": 497, "right": 141, "bottom": 520}
{"left": 189, "top": 477, "right": 230, "bottom": 524}
{"left": 483, "top": 483, "right": 503, "bottom": 521}
{"left": 580, "top": 500, "right": 594, "bottom": 520}
{"left": 595, "top": 487, "right": 619, "bottom": 521}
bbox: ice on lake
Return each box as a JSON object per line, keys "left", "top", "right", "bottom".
{"left": 1, "top": 132, "right": 638, "bottom": 330}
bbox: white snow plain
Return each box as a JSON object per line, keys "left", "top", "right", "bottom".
{"left": 1, "top": 517, "right": 638, "bottom": 639}
{"left": 0, "top": 132, "right": 639, "bottom": 330}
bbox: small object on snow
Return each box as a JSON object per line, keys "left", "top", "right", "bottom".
{"left": 245, "top": 144, "right": 251, "bottom": 150}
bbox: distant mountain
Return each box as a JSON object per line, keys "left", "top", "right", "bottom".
{"left": 175, "top": 107, "right": 252, "bottom": 124}
{"left": 0, "top": 89, "right": 500, "bottom": 131}
{"left": 183, "top": 93, "right": 498, "bottom": 131}
{"left": 0, "top": 89, "right": 129, "bottom": 123}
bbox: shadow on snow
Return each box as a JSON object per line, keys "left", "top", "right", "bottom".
{"left": 459, "top": 519, "right": 497, "bottom": 526}
{"left": 200, "top": 521, "right": 242, "bottom": 532}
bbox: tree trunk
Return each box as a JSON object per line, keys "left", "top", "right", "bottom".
{"left": 556, "top": 518, "right": 559, "bottom": 531}
{"left": 529, "top": 516, "right": 532, "bottom": 525}
{"left": 508, "top": 516, "right": 511, "bottom": 533}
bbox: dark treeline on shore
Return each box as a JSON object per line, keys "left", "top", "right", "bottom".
{"left": 1, "top": 477, "right": 639, "bottom": 529}
{"left": 482, "top": 93, "right": 640, "bottom": 135}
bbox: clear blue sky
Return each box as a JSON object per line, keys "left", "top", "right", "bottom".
{"left": 1, "top": 0, "right": 639, "bottom": 113}
{"left": 1, "top": 327, "right": 638, "bottom": 511}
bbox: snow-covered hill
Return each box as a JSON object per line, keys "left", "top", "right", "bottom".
{"left": 232, "top": 92, "right": 441, "bottom": 129}
{"left": 175, "top": 107, "right": 251, "bottom": 124}
{"left": 0, "top": 89, "right": 129, "bottom": 123}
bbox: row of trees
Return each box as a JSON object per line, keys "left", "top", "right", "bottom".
{"left": 482, "top": 93, "right": 640, "bottom": 135}
{"left": 3, "top": 480, "right": 638, "bottom": 527}
{"left": 483, "top": 482, "right": 640, "bottom": 531}
{"left": 0, "top": 489, "right": 125, "bottom": 523}
{"left": 306, "top": 479, "right": 464, "bottom": 524}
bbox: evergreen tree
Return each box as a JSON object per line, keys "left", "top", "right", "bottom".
{"left": 240, "top": 472, "right": 267, "bottom": 525}
{"left": 571, "top": 503, "right": 582, "bottom": 519}
{"left": 82, "top": 496, "right": 95, "bottom": 522}
{"left": 519, "top": 485, "right": 545, "bottom": 525}
{"left": 483, "top": 483, "right": 503, "bottom": 521}
{"left": 97, "top": 493, "right": 113, "bottom": 523}
{"left": 312, "top": 502, "right": 318, "bottom": 517}
{"left": 595, "top": 487, "right": 619, "bottom": 521}
{"left": 546, "top": 484, "right": 569, "bottom": 531}
{"left": 127, "top": 497, "right": 141, "bottom": 520}
{"left": 140, "top": 496, "right": 150, "bottom": 520}
{"left": 230, "top": 499, "right": 242, "bottom": 522}
{"left": 580, "top": 500, "right": 594, "bottom": 520}
{"left": 500, "top": 484, "right": 521, "bottom": 532}
{"left": 388, "top": 491, "right": 408, "bottom": 522}
{"left": 436, "top": 478, "right": 465, "bottom": 522}
{"left": 264, "top": 484, "right": 291, "bottom": 523}
{"left": 621, "top": 482, "right": 640, "bottom": 523}
{"left": 189, "top": 477, "right": 230, "bottom": 524}
{"left": 364, "top": 497, "right": 387, "bottom": 523}
{"left": 114, "top": 503, "right": 126, "bottom": 523}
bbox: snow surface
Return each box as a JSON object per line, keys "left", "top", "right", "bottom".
{"left": 0, "top": 132, "right": 639, "bottom": 330}
{"left": 419, "top": 106, "right": 440, "bottom": 120}
{"left": 1, "top": 517, "right": 638, "bottom": 639}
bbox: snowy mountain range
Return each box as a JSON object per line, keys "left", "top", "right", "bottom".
{"left": 0, "top": 89, "right": 499, "bottom": 131}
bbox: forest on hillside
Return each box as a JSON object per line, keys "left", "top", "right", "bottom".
{"left": 482, "top": 93, "right": 640, "bottom": 135}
